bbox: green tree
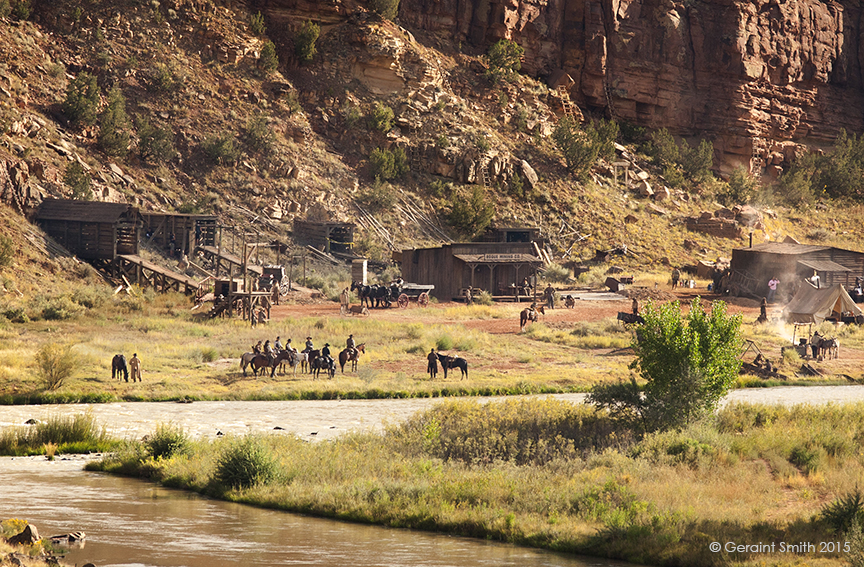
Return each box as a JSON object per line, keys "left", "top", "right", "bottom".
{"left": 62, "top": 72, "right": 99, "bottom": 127}
{"left": 553, "top": 116, "right": 599, "bottom": 181}
{"left": 447, "top": 185, "right": 495, "bottom": 237}
{"left": 369, "top": 0, "right": 400, "bottom": 20}
{"left": 294, "top": 20, "right": 319, "bottom": 63}
{"left": 249, "top": 11, "right": 266, "bottom": 36}
{"left": 63, "top": 162, "right": 92, "bottom": 200}
{"left": 35, "top": 343, "right": 79, "bottom": 391}
{"left": 136, "top": 116, "right": 175, "bottom": 163}
{"left": 0, "top": 0, "right": 11, "bottom": 18}
{"left": 12, "top": 0, "right": 30, "bottom": 20}
{"left": 368, "top": 147, "right": 407, "bottom": 180}
{"left": 484, "top": 39, "right": 524, "bottom": 84}
{"left": 720, "top": 166, "right": 758, "bottom": 204}
{"left": 202, "top": 132, "right": 240, "bottom": 165}
{"left": 369, "top": 102, "right": 394, "bottom": 133}
{"left": 244, "top": 115, "right": 275, "bottom": 156}
{"left": 588, "top": 298, "right": 742, "bottom": 433}
{"left": 259, "top": 40, "right": 279, "bottom": 73}
{"left": 680, "top": 138, "right": 714, "bottom": 182}
{"left": 98, "top": 85, "right": 130, "bottom": 156}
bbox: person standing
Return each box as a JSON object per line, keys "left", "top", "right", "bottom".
{"left": 671, "top": 268, "right": 681, "bottom": 289}
{"left": 631, "top": 298, "right": 639, "bottom": 316}
{"left": 464, "top": 286, "right": 473, "bottom": 305}
{"left": 767, "top": 277, "right": 779, "bottom": 303}
{"left": 129, "top": 353, "right": 142, "bottom": 383}
{"left": 809, "top": 270, "right": 820, "bottom": 289}
{"left": 544, "top": 284, "right": 556, "bottom": 309}
{"left": 757, "top": 297, "right": 768, "bottom": 323}
{"left": 809, "top": 331, "right": 822, "bottom": 359}
{"left": 427, "top": 348, "right": 438, "bottom": 379}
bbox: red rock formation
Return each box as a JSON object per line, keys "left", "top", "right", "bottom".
{"left": 397, "top": 0, "right": 864, "bottom": 174}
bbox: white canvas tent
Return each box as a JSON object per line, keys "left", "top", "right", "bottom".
{"left": 783, "top": 283, "right": 863, "bottom": 324}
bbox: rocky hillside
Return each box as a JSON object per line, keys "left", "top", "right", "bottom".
{"left": 0, "top": 0, "right": 863, "bottom": 299}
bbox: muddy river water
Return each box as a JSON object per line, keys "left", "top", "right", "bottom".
{"left": 1, "top": 387, "right": 863, "bottom": 566}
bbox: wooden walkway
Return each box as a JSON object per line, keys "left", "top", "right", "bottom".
{"left": 197, "top": 245, "right": 264, "bottom": 277}
{"left": 116, "top": 254, "right": 200, "bottom": 294}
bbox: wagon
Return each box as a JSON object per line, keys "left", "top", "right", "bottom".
{"left": 397, "top": 283, "right": 434, "bottom": 308}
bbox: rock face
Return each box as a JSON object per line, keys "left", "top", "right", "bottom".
{"left": 397, "top": 0, "right": 864, "bottom": 174}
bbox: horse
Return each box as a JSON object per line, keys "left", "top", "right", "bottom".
{"left": 240, "top": 352, "right": 258, "bottom": 376}
{"left": 338, "top": 343, "right": 365, "bottom": 373}
{"left": 436, "top": 352, "right": 468, "bottom": 380}
{"left": 304, "top": 349, "right": 321, "bottom": 373}
{"left": 519, "top": 305, "right": 545, "bottom": 330}
{"left": 246, "top": 350, "right": 296, "bottom": 378}
{"left": 351, "top": 281, "right": 374, "bottom": 309}
{"left": 111, "top": 354, "right": 128, "bottom": 382}
{"left": 820, "top": 337, "right": 840, "bottom": 360}
{"left": 310, "top": 355, "right": 335, "bottom": 379}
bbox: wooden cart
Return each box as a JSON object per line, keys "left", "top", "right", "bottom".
{"left": 397, "top": 284, "right": 434, "bottom": 308}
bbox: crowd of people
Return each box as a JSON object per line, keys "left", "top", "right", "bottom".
{"left": 250, "top": 334, "right": 360, "bottom": 369}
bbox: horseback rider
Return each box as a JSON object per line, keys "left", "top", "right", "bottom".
{"left": 286, "top": 338, "right": 296, "bottom": 353}
{"left": 347, "top": 334, "right": 357, "bottom": 358}
{"left": 427, "top": 348, "right": 438, "bottom": 379}
{"left": 253, "top": 340, "right": 263, "bottom": 354}
{"left": 321, "top": 343, "right": 333, "bottom": 368}
{"left": 303, "top": 336, "right": 314, "bottom": 353}
{"left": 264, "top": 340, "right": 273, "bottom": 355}
{"left": 274, "top": 336, "right": 283, "bottom": 351}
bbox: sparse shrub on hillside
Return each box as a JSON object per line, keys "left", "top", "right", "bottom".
{"left": 447, "top": 185, "right": 494, "bottom": 237}
{"left": 512, "top": 104, "right": 529, "bottom": 131}
{"left": 369, "top": 0, "right": 400, "bottom": 20}
{"left": 11, "top": 0, "right": 29, "bottom": 20}
{"left": 35, "top": 343, "right": 78, "bottom": 391}
{"left": 434, "top": 134, "right": 450, "bottom": 148}
{"left": 553, "top": 117, "right": 599, "bottom": 180}
{"left": 368, "top": 147, "right": 408, "bottom": 181}
{"left": 244, "top": 115, "right": 275, "bottom": 156}
{"left": 294, "top": 20, "right": 319, "bottom": 63}
{"left": 202, "top": 132, "right": 240, "bottom": 165}
{"left": 807, "top": 228, "right": 833, "bottom": 242}
{"left": 136, "top": 116, "right": 175, "bottom": 163}
{"left": 645, "top": 128, "right": 714, "bottom": 186}
{"left": 485, "top": 39, "right": 524, "bottom": 84}
{"left": 821, "top": 488, "right": 864, "bottom": 534}
{"left": 63, "top": 162, "right": 92, "bottom": 200}
{"left": 475, "top": 134, "right": 490, "bottom": 153}
{"left": 356, "top": 178, "right": 397, "bottom": 212}
{"left": 62, "top": 72, "right": 99, "bottom": 127}
{"left": 259, "top": 40, "right": 278, "bottom": 72}
{"left": 146, "top": 63, "right": 181, "bottom": 93}
{"left": 98, "top": 85, "right": 131, "bottom": 157}
{"left": 777, "top": 167, "right": 814, "bottom": 206}
{"left": 542, "top": 263, "right": 570, "bottom": 283}
{"left": 507, "top": 171, "right": 524, "bottom": 197}
{"left": 595, "top": 119, "right": 619, "bottom": 162}
{"left": 0, "top": 0, "right": 10, "bottom": 18}
{"left": 249, "top": 11, "right": 266, "bottom": 36}
{"left": 0, "top": 234, "right": 13, "bottom": 271}
{"left": 718, "top": 166, "right": 758, "bottom": 205}
{"left": 619, "top": 120, "right": 646, "bottom": 144}
{"left": 369, "top": 102, "right": 394, "bottom": 133}
{"left": 342, "top": 101, "right": 362, "bottom": 128}
{"left": 429, "top": 179, "right": 452, "bottom": 198}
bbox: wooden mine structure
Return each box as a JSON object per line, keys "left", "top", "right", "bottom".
{"left": 141, "top": 212, "right": 217, "bottom": 256}
{"left": 293, "top": 219, "right": 355, "bottom": 256}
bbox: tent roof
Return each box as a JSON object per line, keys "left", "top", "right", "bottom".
{"left": 783, "top": 283, "right": 863, "bottom": 324}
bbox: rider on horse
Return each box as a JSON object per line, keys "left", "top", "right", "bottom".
{"left": 347, "top": 334, "right": 357, "bottom": 359}
{"left": 303, "top": 336, "right": 314, "bottom": 353}
{"left": 253, "top": 340, "right": 263, "bottom": 354}
{"left": 321, "top": 343, "right": 333, "bottom": 368}
{"left": 274, "top": 336, "right": 283, "bottom": 351}
{"left": 263, "top": 340, "right": 273, "bottom": 355}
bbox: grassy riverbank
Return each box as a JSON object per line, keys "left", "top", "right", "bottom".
{"left": 1, "top": 287, "right": 861, "bottom": 404}
{"left": 88, "top": 398, "right": 864, "bottom": 567}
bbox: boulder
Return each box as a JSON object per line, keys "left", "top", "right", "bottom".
{"left": 654, "top": 186, "right": 670, "bottom": 201}
{"left": 519, "top": 160, "right": 538, "bottom": 189}
{"left": 637, "top": 180, "right": 653, "bottom": 197}
{"left": 8, "top": 524, "right": 39, "bottom": 545}
{"left": 736, "top": 205, "right": 763, "bottom": 227}
{"left": 624, "top": 214, "right": 638, "bottom": 224}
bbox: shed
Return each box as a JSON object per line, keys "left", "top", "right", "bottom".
{"left": 36, "top": 199, "right": 141, "bottom": 261}
{"left": 141, "top": 212, "right": 217, "bottom": 255}
{"left": 478, "top": 226, "right": 541, "bottom": 243}
{"left": 783, "top": 284, "right": 864, "bottom": 324}
{"left": 293, "top": 219, "right": 355, "bottom": 255}
{"left": 399, "top": 242, "right": 544, "bottom": 300}
{"left": 729, "top": 242, "right": 864, "bottom": 300}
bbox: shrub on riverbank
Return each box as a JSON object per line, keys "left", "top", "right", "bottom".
{"left": 0, "top": 413, "right": 117, "bottom": 456}
{"left": 88, "top": 399, "right": 864, "bottom": 566}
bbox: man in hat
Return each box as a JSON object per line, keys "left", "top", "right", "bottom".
{"left": 129, "top": 353, "right": 142, "bottom": 383}
{"left": 346, "top": 334, "right": 356, "bottom": 359}
{"left": 303, "top": 336, "right": 314, "bottom": 353}
{"left": 321, "top": 342, "right": 333, "bottom": 369}
{"left": 427, "top": 348, "right": 438, "bottom": 379}
{"left": 274, "top": 336, "right": 283, "bottom": 351}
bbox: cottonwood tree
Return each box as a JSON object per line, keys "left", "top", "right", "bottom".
{"left": 588, "top": 298, "right": 742, "bottom": 433}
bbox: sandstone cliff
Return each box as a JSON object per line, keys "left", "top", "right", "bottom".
{"left": 395, "top": 0, "right": 864, "bottom": 176}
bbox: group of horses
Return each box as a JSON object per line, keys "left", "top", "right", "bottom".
{"left": 240, "top": 344, "right": 366, "bottom": 379}
{"left": 351, "top": 281, "right": 402, "bottom": 309}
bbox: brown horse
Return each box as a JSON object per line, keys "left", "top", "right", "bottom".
{"left": 242, "top": 350, "right": 296, "bottom": 378}
{"left": 338, "top": 343, "right": 366, "bottom": 373}
{"left": 519, "top": 305, "right": 545, "bottom": 330}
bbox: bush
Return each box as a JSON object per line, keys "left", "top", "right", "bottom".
{"left": 214, "top": 436, "right": 278, "bottom": 489}
{"left": 553, "top": 117, "right": 615, "bottom": 181}
{"left": 249, "top": 11, "right": 266, "bottom": 36}
{"left": 244, "top": 115, "right": 275, "bottom": 156}
{"left": 62, "top": 72, "right": 99, "bottom": 127}
{"left": 146, "top": 424, "right": 191, "bottom": 460}
{"left": 202, "top": 132, "right": 240, "bottom": 165}
{"left": 646, "top": 129, "right": 714, "bottom": 186}
{"left": 821, "top": 488, "right": 864, "bottom": 534}
{"left": 369, "top": 0, "right": 400, "bottom": 20}
{"left": 63, "top": 162, "right": 92, "bottom": 200}
{"left": 356, "top": 178, "right": 397, "bottom": 212}
{"left": 0, "top": 0, "right": 10, "bottom": 18}
{"left": 0, "top": 234, "right": 12, "bottom": 271}
{"left": 294, "top": 20, "right": 319, "bottom": 63}
{"left": 447, "top": 186, "right": 494, "bottom": 237}
{"left": 146, "top": 63, "right": 181, "bottom": 93}
{"left": 35, "top": 343, "right": 79, "bottom": 391}
{"left": 719, "top": 166, "right": 758, "bottom": 205}
{"left": 484, "top": 39, "right": 524, "bottom": 84}
{"left": 368, "top": 102, "right": 394, "bottom": 133}
{"left": 259, "top": 40, "right": 278, "bottom": 73}
{"left": 12, "top": 0, "right": 29, "bottom": 20}
{"left": 98, "top": 85, "right": 131, "bottom": 156}
{"left": 41, "top": 296, "right": 82, "bottom": 320}
{"left": 588, "top": 298, "right": 742, "bottom": 433}
{"left": 137, "top": 116, "right": 175, "bottom": 163}
{"left": 368, "top": 147, "right": 408, "bottom": 181}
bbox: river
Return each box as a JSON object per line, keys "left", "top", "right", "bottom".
{"left": 0, "top": 456, "right": 629, "bottom": 567}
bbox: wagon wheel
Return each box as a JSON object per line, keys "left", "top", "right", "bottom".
{"left": 361, "top": 306, "right": 370, "bottom": 317}
{"left": 418, "top": 292, "right": 429, "bottom": 307}
{"left": 397, "top": 293, "right": 409, "bottom": 309}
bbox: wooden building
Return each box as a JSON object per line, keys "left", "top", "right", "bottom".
{"left": 35, "top": 199, "right": 141, "bottom": 261}
{"left": 141, "top": 212, "right": 217, "bottom": 256}
{"left": 400, "top": 242, "right": 545, "bottom": 300}
{"left": 478, "top": 226, "right": 541, "bottom": 243}
{"left": 293, "top": 220, "right": 355, "bottom": 255}
{"left": 729, "top": 242, "right": 864, "bottom": 299}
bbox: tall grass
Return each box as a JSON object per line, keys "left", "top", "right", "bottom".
{"left": 0, "top": 413, "right": 117, "bottom": 455}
